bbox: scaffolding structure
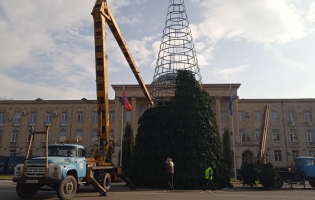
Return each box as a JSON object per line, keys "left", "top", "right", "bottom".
{"left": 151, "top": 0, "right": 202, "bottom": 103}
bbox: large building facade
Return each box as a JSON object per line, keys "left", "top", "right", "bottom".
{"left": 1, "top": 84, "right": 315, "bottom": 169}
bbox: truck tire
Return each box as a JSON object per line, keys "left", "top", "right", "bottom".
{"left": 309, "top": 181, "right": 315, "bottom": 188}
{"left": 103, "top": 173, "right": 111, "bottom": 191}
{"left": 16, "top": 183, "right": 38, "bottom": 199}
{"left": 276, "top": 175, "right": 284, "bottom": 189}
{"left": 56, "top": 175, "right": 77, "bottom": 200}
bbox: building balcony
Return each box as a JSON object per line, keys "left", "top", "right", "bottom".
{"left": 288, "top": 121, "right": 296, "bottom": 127}
{"left": 45, "top": 122, "right": 52, "bottom": 126}
{"left": 240, "top": 140, "right": 259, "bottom": 146}
{"left": 307, "top": 142, "right": 315, "bottom": 148}
{"left": 306, "top": 122, "right": 313, "bottom": 127}
{"left": 60, "top": 122, "right": 67, "bottom": 127}
{"left": 25, "top": 142, "right": 35, "bottom": 148}
{"left": 272, "top": 142, "right": 283, "bottom": 148}
{"left": 10, "top": 142, "right": 18, "bottom": 147}
{"left": 29, "top": 122, "right": 36, "bottom": 126}
{"left": 13, "top": 122, "right": 20, "bottom": 127}
{"left": 289, "top": 142, "right": 300, "bottom": 148}
{"left": 0, "top": 122, "right": 3, "bottom": 127}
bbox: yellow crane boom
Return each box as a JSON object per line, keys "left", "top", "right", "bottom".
{"left": 91, "top": 0, "right": 153, "bottom": 164}
{"left": 258, "top": 104, "right": 271, "bottom": 163}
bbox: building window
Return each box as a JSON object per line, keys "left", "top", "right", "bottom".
{"left": 29, "top": 112, "right": 36, "bottom": 126}
{"left": 238, "top": 111, "right": 244, "bottom": 122}
{"left": 109, "top": 111, "right": 115, "bottom": 122}
{"left": 140, "top": 105, "right": 146, "bottom": 117}
{"left": 292, "top": 150, "right": 299, "bottom": 161}
{"left": 255, "top": 129, "right": 260, "bottom": 141}
{"left": 61, "top": 112, "right": 68, "bottom": 122}
{"left": 77, "top": 111, "right": 84, "bottom": 122}
{"left": 254, "top": 110, "right": 261, "bottom": 122}
{"left": 110, "top": 129, "right": 114, "bottom": 140}
{"left": 272, "top": 129, "right": 280, "bottom": 142}
{"left": 27, "top": 129, "right": 34, "bottom": 142}
{"left": 271, "top": 110, "right": 278, "bottom": 122}
{"left": 307, "top": 129, "right": 315, "bottom": 142}
{"left": 76, "top": 129, "right": 83, "bottom": 142}
{"left": 124, "top": 111, "right": 131, "bottom": 122}
{"left": 46, "top": 112, "right": 52, "bottom": 122}
{"left": 59, "top": 130, "right": 66, "bottom": 142}
{"left": 12, "top": 130, "right": 19, "bottom": 142}
{"left": 221, "top": 111, "right": 227, "bottom": 122}
{"left": 0, "top": 112, "right": 5, "bottom": 125}
{"left": 239, "top": 129, "right": 245, "bottom": 142}
{"left": 309, "top": 150, "right": 315, "bottom": 157}
{"left": 93, "top": 112, "right": 97, "bottom": 122}
{"left": 43, "top": 130, "right": 51, "bottom": 143}
{"left": 92, "top": 129, "right": 98, "bottom": 142}
{"left": 305, "top": 110, "right": 313, "bottom": 122}
{"left": 290, "top": 129, "right": 297, "bottom": 142}
{"left": 288, "top": 110, "right": 295, "bottom": 122}
{"left": 10, "top": 150, "right": 16, "bottom": 157}
{"left": 221, "top": 129, "right": 225, "bottom": 139}
{"left": 14, "top": 112, "right": 21, "bottom": 126}
{"left": 29, "top": 149, "right": 33, "bottom": 158}
{"left": 274, "top": 150, "right": 282, "bottom": 161}
{"left": 0, "top": 130, "right": 2, "bottom": 141}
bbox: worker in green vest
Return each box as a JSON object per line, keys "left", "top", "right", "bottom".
{"left": 204, "top": 165, "right": 217, "bottom": 191}
{"left": 166, "top": 158, "right": 174, "bottom": 190}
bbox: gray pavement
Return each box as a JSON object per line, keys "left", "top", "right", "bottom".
{"left": 0, "top": 180, "right": 314, "bottom": 200}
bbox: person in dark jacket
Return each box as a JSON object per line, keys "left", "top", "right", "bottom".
{"left": 166, "top": 158, "right": 174, "bottom": 190}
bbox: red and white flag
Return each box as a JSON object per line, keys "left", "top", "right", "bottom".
{"left": 122, "top": 86, "right": 133, "bottom": 111}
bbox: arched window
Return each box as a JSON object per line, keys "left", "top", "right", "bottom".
{"left": 140, "top": 105, "right": 147, "bottom": 117}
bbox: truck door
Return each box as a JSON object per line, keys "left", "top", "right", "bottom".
{"left": 77, "top": 148, "right": 86, "bottom": 178}
{"left": 305, "top": 158, "right": 315, "bottom": 178}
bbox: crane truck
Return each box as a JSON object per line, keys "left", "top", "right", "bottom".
{"left": 244, "top": 105, "right": 315, "bottom": 189}
{"left": 12, "top": 0, "right": 154, "bottom": 199}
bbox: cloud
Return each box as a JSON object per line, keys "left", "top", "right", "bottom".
{"left": 191, "top": 0, "right": 315, "bottom": 44}
{"left": 209, "top": 65, "right": 249, "bottom": 79}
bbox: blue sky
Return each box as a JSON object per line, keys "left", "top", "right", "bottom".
{"left": 0, "top": 0, "right": 315, "bottom": 100}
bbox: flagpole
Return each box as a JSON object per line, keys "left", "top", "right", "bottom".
{"left": 120, "top": 86, "right": 124, "bottom": 166}
{"left": 230, "top": 84, "right": 237, "bottom": 182}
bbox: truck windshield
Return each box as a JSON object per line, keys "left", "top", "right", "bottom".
{"left": 42, "top": 146, "right": 77, "bottom": 157}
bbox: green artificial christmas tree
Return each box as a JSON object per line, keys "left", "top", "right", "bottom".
{"left": 129, "top": 70, "right": 232, "bottom": 189}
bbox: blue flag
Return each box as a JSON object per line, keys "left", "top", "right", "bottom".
{"left": 229, "top": 85, "right": 233, "bottom": 116}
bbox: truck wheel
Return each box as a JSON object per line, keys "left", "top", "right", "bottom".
{"left": 16, "top": 183, "right": 38, "bottom": 199}
{"left": 309, "top": 181, "right": 315, "bottom": 188}
{"left": 56, "top": 175, "right": 77, "bottom": 200}
{"left": 276, "top": 175, "right": 284, "bottom": 189}
{"left": 103, "top": 173, "right": 111, "bottom": 191}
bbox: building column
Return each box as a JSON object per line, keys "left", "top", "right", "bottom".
{"left": 114, "top": 96, "right": 121, "bottom": 145}
{"left": 131, "top": 97, "right": 137, "bottom": 138}
{"left": 214, "top": 96, "right": 222, "bottom": 138}
{"left": 233, "top": 96, "right": 240, "bottom": 144}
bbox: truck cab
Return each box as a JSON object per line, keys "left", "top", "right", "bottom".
{"left": 13, "top": 144, "right": 87, "bottom": 200}
{"left": 295, "top": 157, "right": 315, "bottom": 180}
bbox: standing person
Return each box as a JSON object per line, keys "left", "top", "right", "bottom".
{"left": 165, "top": 158, "right": 174, "bottom": 190}
{"left": 204, "top": 165, "right": 217, "bottom": 191}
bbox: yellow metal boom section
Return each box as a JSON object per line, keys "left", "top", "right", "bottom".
{"left": 92, "top": 0, "right": 154, "bottom": 107}
{"left": 258, "top": 104, "right": 271, "bottom": 161}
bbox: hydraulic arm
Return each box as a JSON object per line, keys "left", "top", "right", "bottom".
{"left": 258, "top": 104, "right": 271, "bottom": 163}
{"left": 91, "top": 0, "right": 153, "bottom": 165}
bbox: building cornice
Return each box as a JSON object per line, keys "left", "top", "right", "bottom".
{"left": 111, "top": 83, "right": 241, "bottom": 90}
{"left": 239, "top": 99, "right": 315, "bottom": 103}
{"left": 0, "top": 100, "right": 115, "bottom": 105}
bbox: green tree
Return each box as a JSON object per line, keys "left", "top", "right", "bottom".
{"left": 223, "top": 127, "right": 233, "bottom": 176}
{"left": 240, "top": 162, "right": 258, "bottom": 187}
{"left": 129, "top": 70, "right": 232, "bottom": 189}
{"left": 122, "top": 122, "right": 135, "bottom": 177}
{"left": 259, "top": 163, "right": 278, "bottom": 188}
